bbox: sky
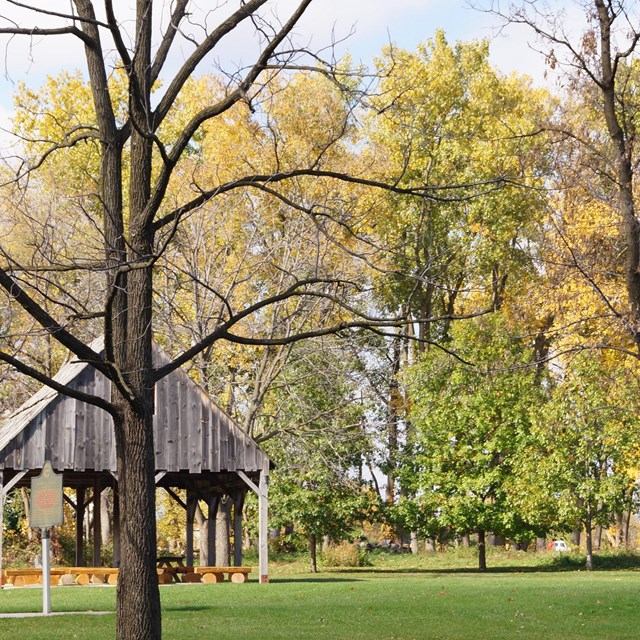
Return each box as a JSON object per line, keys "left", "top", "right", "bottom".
{"left": 0, "top": 0, "right": 574, "bottom": 145}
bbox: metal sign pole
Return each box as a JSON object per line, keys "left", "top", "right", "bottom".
{"left": 42, "top": 527, "right": 51, "bottom": 615}
{"left": 30, "top": 463, "right": 62, "bottom": 615}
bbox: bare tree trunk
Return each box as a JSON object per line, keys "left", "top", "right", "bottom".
{"left": 385, "top": 334, "right": 401, "bottom": 504}
{"left": 624, "top": 509, "right": 632, "bottom": 548}
{"left": 478, "top": 530, "right": 487, "bottom": 572}
{"left": 309, "top": 535, "right": 318, "bottom": 573}
{"left": 585, "top": 514, "right": 594, "bottom": 571}
{"left": 572, "top": 527, "right": 581, "bottom": 547}
{"left": 594, "top": 525, "right": 602, "bottom": 551}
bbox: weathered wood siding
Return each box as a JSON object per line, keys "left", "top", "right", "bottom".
{"left": 0, "top": 345, "right": 269, "bottom": 475}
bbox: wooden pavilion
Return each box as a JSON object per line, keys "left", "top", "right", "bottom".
{"left": 0, "top": 340, "right": 270, "bottom": 584}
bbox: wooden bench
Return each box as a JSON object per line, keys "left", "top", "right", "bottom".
{"left": 66, "top": 567, "right": 119, "bottom": 585}
{"left": 2, "top": 565, "right": 251, "bottom": 587}
{"left": 4, "top": 567, "right": 119, "bottom": 587}
{"left": 5, "top": 568, "right": 66, "bottom": 587}
{"left": 194, "top": 567, "right": 252, "bottom": 583}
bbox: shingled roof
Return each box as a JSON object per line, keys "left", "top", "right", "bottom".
{"left": 0, "top": 340, "right": 270, "bottom": 475}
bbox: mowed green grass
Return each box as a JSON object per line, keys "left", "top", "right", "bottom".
{"left": 1, "top": 562, "right": 639, "bottom": 639}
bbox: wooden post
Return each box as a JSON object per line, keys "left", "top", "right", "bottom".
{"left": 236, "top": 469, "right": 269, "bottom": 583}
{"left": 76, "top": 487, "right": 86, "bottom": 567}
{"left": 113, "top": 483, "right": 121, "bottom": 567}
{"left": 186, "top": 489, "right": 197, "bottom": 567}
{"left": 233, "top": 491, "right": 245, "bottom": 567}
{"left": 93, "top": 477, "right": 102, "bottom": 567}
{"left": 258, "top": 470, "right": 269, "bottom": 583}
{"left": 207, "top": 495, "right": 219, "bottom": 567}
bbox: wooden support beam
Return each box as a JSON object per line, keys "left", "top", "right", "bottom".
{"left": 1, "top": 470, "right": 28, "bottom": 498}
{"left": 75, "top": 487, "right": 85, "bottom": 567}
{"left": 207, "top": 495, "right": 219, "bottom": 568}
{"left": 233, "top": 490, "right": 245, "bottom": 567}
{"left": 63, "top": 494, "right": 77, "bottom": 509}
{"left": 237, "top": 469, "right": 269, "bottom": 583}
{"left": 258, "top": 471, "right": 269, "bottom": 583}
{"left": 185, "top": 490, "right": 197, "bottom": 567}
{"left": 164, "top": 487, "right": 187, "bottom": 510}
{"left": 92, "top": 478, "right": 101, "bottom": 567}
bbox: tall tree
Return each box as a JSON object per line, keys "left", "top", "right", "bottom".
{"left": 490, "top": 0, "right": 640, "bottom": 356}
{"left": 360, "top": 32, "right": 549, "bottom": 526}
{"left": 0, "top": 3, "right": 435, "bottom": 637}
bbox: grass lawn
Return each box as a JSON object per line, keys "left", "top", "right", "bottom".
{"left": 1, "top": 552, "right": 639, "bottom": 639}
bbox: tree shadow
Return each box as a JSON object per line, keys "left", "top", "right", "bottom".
{"left": 269, "top": 577, "right": 363, "bottom": 584}
{"left": 325, "top": 552, "right": 640, "bottom": 575}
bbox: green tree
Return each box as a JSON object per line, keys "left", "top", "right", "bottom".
{"left": 261, "top": 338, "right": 377, "bottom": 572}
{"left": 403, "top": 314, "right": 545, "bottom": 570}
{"left": 515, "top": 353, "right": 640, "bottom": 570}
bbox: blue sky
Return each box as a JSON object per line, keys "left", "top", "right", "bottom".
{"left": 0, "top": 0, "right": 569, "bottom": 143}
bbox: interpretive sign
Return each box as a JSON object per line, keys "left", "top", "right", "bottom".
{"left": 29, "top": 461, "right": 63, "bottom": 529}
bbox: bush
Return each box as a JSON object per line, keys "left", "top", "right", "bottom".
{"left": 322, "top": 541, "right": 370, "bottom": 568}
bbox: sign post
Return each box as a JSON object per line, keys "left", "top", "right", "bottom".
{"left": 30, "top": 462, "right": 63, "bottom": 615}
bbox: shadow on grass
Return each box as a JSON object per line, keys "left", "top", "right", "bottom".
{"left": 162, "top": 605, "right": 211, "bottom": 612}
{"left": 324, "top": 552, "right": 640, "bottom": 576}
{"left": 269, "top": 577, "right": 363, "bottom": 584}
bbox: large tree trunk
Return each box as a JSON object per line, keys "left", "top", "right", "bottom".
{"left": 114, "top": 406, "right": 161, "bottom": 640}
{"left": 112, "top": 0, "right": 160, "bottom": 635}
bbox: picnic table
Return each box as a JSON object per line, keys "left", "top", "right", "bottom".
{"left": 156, "top": 555, "right": 187, "bottom": 583}
{"left": 156, "top": 555, "right": 186, "bottom": 568}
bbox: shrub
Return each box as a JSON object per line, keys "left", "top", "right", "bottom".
{"left": 322, "top": 541, "right": 370, "bottom": 568}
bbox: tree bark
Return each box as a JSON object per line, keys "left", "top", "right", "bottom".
{"left": 101, "top": 489, "right": 112, "bottom": 546}
{"left": 385, "top": 333, "right": 401, "bottom": 504}
{"left": 594, "top": 525, "right": 602, "bottom": 551}
{"left": 572, "top": 527, "right": 581, "bottom": 547}
{"left": 309, "top": 534, "right": 318, "bottom": 573}
{"left": 477, "top": 530, "right": 487, "bottom": 572}
{"left": 585, "top": 514, "right": 594, "bottom": 571}
{"left": 215, "top": 496, "right": 231, "bottom": 566}
{"left": 114, "top": 405, "right": 161, "bottom": 640}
